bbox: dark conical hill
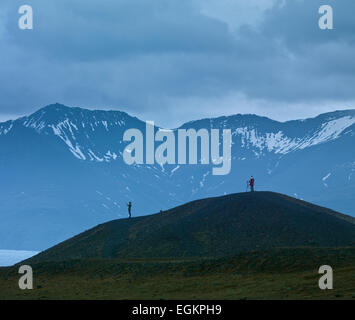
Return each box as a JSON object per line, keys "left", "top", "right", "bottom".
{"left": 27, "top": 192, "right": 355, "bottom": 263}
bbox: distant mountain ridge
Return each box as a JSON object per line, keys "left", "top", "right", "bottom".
{"left": 0, "top": 104, "right": 354, "bottom": 250}
{"left": 2, "top": 105, "right": 354, "bottom": 160}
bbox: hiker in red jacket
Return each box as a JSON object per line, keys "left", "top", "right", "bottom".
{"left": 249, "top": 176, "right": 255, "bottom": 192}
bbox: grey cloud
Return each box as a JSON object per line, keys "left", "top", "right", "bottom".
{"left": 0, "top": 0, "right": 354, "bottom": 127}
{"left": 6, "top": 0, "right": 234, "bottom": 61}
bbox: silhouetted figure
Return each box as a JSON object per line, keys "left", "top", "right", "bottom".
{"left": 127, "top": 201, "right": 132, "bottom": 218}
{"left": 160, "top": 210, "right": 163, "bottom": 214}
{"left": 249, "top": 176, "right": 255, "bottom": 192}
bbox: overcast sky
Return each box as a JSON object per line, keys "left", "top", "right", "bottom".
{"left": 0, "top": 0, "right": 355, "bottom": 127}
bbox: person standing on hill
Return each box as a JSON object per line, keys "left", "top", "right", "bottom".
{"left": 127, "top": 201, "right": 132, "bottom": 218}
{"left": 249, "top": 176, "right": 255, "bottom": 192}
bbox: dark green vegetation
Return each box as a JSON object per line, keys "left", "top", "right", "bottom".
{"left": 1, "top": 192, "right": 354, "bottom": 299}
{"left": 1, "top": 248, "right": 354, "bottom": 299}
{"left": 27, "top": 192, "right": 355, "bottom": 262}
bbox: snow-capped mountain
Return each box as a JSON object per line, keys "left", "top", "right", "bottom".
{"left": 1, "top": 104, "right": 354, "bottom": 250}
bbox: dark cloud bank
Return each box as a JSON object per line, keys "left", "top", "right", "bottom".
{"left": 0, "top": 0, "right": 354, "bottom": 127}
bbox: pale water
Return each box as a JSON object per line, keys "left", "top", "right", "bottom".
{"left": 0, "top": 250, "right": 39, "bottom": 267}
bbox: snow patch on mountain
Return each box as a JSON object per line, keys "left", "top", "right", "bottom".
{"left": 88, "top": 149, "right": 104, "bottom": 162}
{"left": 298, "top": 116, "right": 355, "bottom": 149}
{"left": 50, "top": 123, "right": 86, "bottom": 160}
{"left": 0, "top": 122, "right": 13, "bottom": 135}
{"left": 170, "top": 165, "right": 180, "bottom": 176}
{"left": 322, "top": 173, "right": 331, "bottom": 187}
{"left": 234, "top": 128, "right": 299, "bottom": 154}
{"left": 232, "top": 116, "right": 355, "bottom": 156}
{"left": 105, "top": 151, "right": 118, "bottom": 161}
{"left": 200, "top": 171, "right": 210, "bottom": 187}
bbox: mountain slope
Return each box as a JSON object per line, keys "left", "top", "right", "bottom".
{"left": 26, "top": 192, "right": 355, "bottom": 263}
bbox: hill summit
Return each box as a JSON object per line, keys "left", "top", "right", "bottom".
{"left": 27, "top": 192, "right": 355, "bottom": 263}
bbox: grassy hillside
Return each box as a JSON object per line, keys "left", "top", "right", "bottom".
{"left": 26, "top": 192, "right": 355, "bottom": 263}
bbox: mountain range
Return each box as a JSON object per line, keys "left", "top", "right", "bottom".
{"left": 1, "top": 104, "right": 355, "bottom": 250}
